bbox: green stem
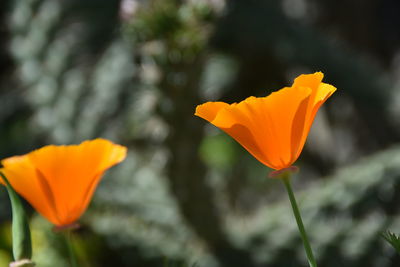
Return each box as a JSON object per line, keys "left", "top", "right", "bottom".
{"left": 0, "top": 172, "right": 33, "bottom": 263}
{"left": 64, "top": 231, "right": 78, "bottom": 267}
{"left": 282, "top": 173, "right": 317, "bottom": 267}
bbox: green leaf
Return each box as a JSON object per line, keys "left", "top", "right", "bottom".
{"left": 381, "top": 231, "right": 400, "bottom": 254}
{"left": 0, "top": 172, "right": 33, "bottom": 262}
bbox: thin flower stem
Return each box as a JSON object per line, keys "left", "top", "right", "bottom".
{"left": 282, "top": 173, "right": 317, "bottom": 267}
{"left": 64, "top": 231, "right": 78, "bottom": 267}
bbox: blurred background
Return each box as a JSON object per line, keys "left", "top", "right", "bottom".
{"left": 0, "top": 0, "right": 400, "bottom": 266}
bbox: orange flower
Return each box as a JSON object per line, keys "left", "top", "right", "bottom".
{"left": 0, "top": 139, "right": 127, "bottom": 227}
{"left": 195, "top": 72, "right": 336, "bottom": 171}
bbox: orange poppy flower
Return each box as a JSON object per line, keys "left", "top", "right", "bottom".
{"left": 195, "top": 72, "right": 336, "bottom": 171}
{"left": 0, "top": 139, "right": 127, "bottom": 227}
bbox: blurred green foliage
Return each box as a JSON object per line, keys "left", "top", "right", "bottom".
{"left": 199, "top": 134, "right": 238, "bottom": 170}
{"left": 382, "top": 231, "right": 400, "bottom": 254}
{"left": 0, "top": 0, "right": 400, "bottom": 266}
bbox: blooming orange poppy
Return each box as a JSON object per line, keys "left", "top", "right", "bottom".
{"left": 0, "top": 139, "right": 127, "bottom": 227}
{"left": 195, "top": 72, "right": 336, "bottom": 171}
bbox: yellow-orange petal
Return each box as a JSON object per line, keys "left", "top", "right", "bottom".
{"left": 26, "top": 138, "right": 127, "bottom": 226}
{"left": 195, "top": 102, "right": 230, "bottom": 122}
{"left": 196, "top": 87, "right": 313, "bottom": 169}
{"left": 196, "top": 98, "right": 268, "bottom": 167}
{"left": 291, "top": 81, "right": 337, "bottom": 161}
{"left": 263, "top": 86, "right": 313, "bottom": 168}
{"left": 293, "top": 72, "right": 324, "bottom": 91}
{"left": 195, "top": 72, "right": 336, "bottom": 170}
{"left": 1, "top": 156, "right": 60, "bottom": 224}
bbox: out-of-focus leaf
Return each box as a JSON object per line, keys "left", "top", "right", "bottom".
{"left": 0, "top": 172, "right": 34, "bottom": 266}
{"left": 382, "top": 231, "right": 400, "bottom": 254}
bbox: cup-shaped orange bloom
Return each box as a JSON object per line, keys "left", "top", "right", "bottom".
{"left": 0, "top": 139, "right": 127, "bottom": 227}
{"left": 195, "top": 72, "right": 336, "bottom": 170}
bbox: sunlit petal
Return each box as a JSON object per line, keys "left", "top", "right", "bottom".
{"left": 195, "top": 72, "right": 336, "bottom": 171}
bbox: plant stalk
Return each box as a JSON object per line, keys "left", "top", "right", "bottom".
{"left": 281, "top": 173, "right": 317, "bottom": 267}
{"left": 64, "top": 231, "right": 78, "bottom": 267}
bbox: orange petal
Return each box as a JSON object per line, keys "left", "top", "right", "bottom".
{"left": 292, "top": 82, "right": 337, "bottom": 161}
{"left": 1, "top": 156, "right": 61, "bottom": 224}
{"left": 195, "top": 72, "right": 336, "bottom": 170}
{"left": 196, "top": 87, "right": 312, "bottom": 169}
{"left": 197, "top": 98, "right": 270, "bottom": 167}
{"left": 27, "top": 139, "right": 127, "bottom": 226}
{"left": 293, "top": 72, "right": 324, "bottom": 91}
{"left": 195, "top": 102, "right": 230, "bottom": 122}
{"left": 253, "top": 86, "right": 312, "bottom": 169}
{"left": 311, "top": 83, "right": 337, "bottom": 114}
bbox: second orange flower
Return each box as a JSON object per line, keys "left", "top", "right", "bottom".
{"left": 0, "top": 139, "right": 127, "bottom": 227}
